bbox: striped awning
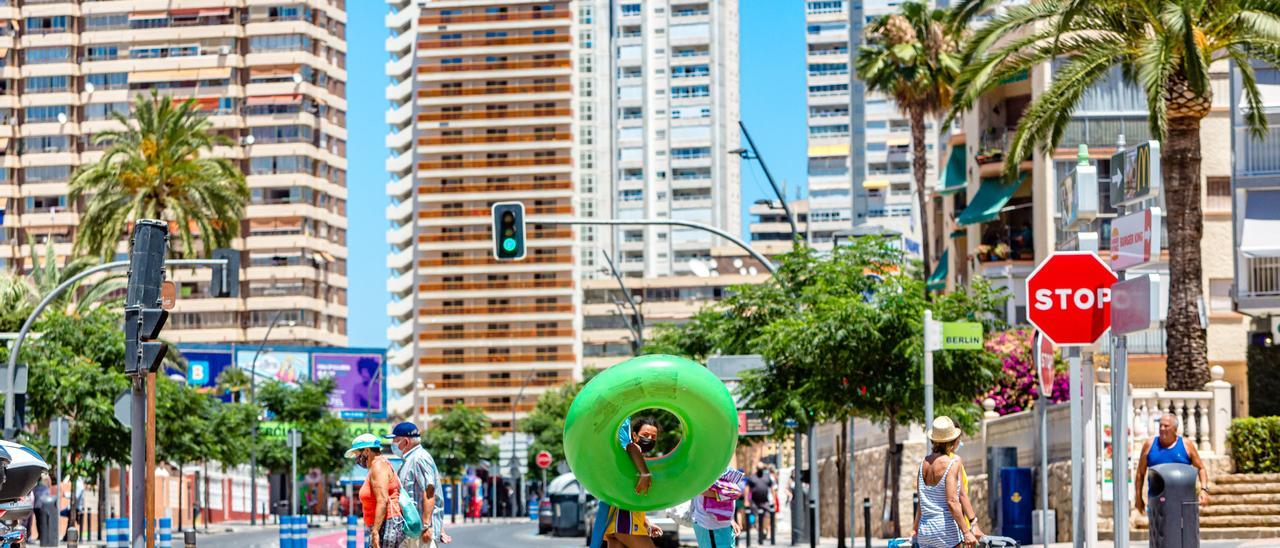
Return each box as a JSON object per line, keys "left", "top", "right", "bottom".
{"left": 808, "top": 143, "right": 850, "bottom": 157}
{"left": 128, "top": 11, "right": 168, "bottom": 20}
{"left": 129, "top": 67, "right": 232, "bottom": 83}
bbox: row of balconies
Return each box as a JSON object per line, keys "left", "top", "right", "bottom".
{"left": 416, "top": 106, "right": 570, "bottom": 122}
{"left": 417, "top": 277, "right": 574, "bottom": 293}
{"left": 417, "top": 58, "right": 570, "bottom": 75}
{"left": 416, "top": 227, "right": 572, "bottom": 244}
{"left": 417, "top": 82, "right": 568, "bottom": 99}
{"left": 417, "top": 34, "right": 570, "bottom": 50}
{"left": 416, "top": 156, "right": 571, "bottom": 171}
{"left": 417, "top": 9, "right": 571, "bottom": 26}
{"left": 416, "top": 253, "right": 572, "bottom": 268}
{"left": 416, "top": 204, "right": 571, "bottom": 219}
{"left": 418, "top": 302, "right": 573, "bottom": 316}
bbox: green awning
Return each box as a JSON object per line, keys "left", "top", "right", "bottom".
{"left": 955, "top": 173, "right": 1029, "bottom": 226}
{"left": 936, "top": 144, "right": 967, "bottom": 195}
{"left": 1000, "top": 69, "right": 1029, "bottom": 85}
{"left": 927, "top": 249, "right": 949, "bottom": 291}
{"left": 950, "top": 229, "right": 966, "bottom": 239}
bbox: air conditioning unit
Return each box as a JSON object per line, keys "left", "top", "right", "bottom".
{"left": 219, "top": 45, "right": 230, "bottom": 55}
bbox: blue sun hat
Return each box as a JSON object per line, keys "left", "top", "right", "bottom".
{"left": 344, "top": 433, "right": 380, "bottom": 458}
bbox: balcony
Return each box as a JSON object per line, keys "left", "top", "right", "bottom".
{"left": 1241, "top": 256, "right": 1280, "bottom": 299}
{"left": 419, "top": 228, "right": 571, "bottom": 243}
{"left": 419, "top": 132, "right": 570, "bottom": 146}
{"left": 1237, "top": 126, "right": 1280, "bottom": 177}
{"left": 420, "top": 327, "right": 574, "bottom": 341}
{"left": 417, "top": 254, "right": 572, "bottom": 268}
{"left": 1236, "top": 189, "right": 1280, "bottom": 313}
{"left": 419, "top": 83, "right": 569, "bottom": 98}
{"left": 426, "top": 402, "right": 538, "bottom": 414}
{"left": 416, "top": 157, "right": 571, "bottom": 170}
{"left": 418, "top": 35, "right": 570, "bottom": 49}
{"left": 418, "top": 205, "right": 570, "bottom": 219}
{"left": 418, "top": 180, "right": 571, "bottom": 194}
{"left": 419, "top": 352, "right": 574, "bottom": 365}
{"left": 418, "top": 10, "right": 570, "bottom": 25}
{"left": 418, "top": 107, "right": 570, "bottom": 122}
{"left": 419, "top": 278, "right": 573, "bottom": 292}
{"left": 417, "top": 58, "right": 570, "bottom": 74}
{"left": 419, "top": 303, "right": 573, "bottom": 315}
{"left": 431, "top": 377, "right": 563, "bottom": 390}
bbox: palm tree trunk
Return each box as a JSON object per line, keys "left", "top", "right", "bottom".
{"left": 911, "top": 107, "right": 934, "bottom": 301}
{"left": 1162, "top": 116, "right": 1210, "bottom": 390}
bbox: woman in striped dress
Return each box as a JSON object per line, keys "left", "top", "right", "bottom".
{"left": 911, "top": 417, "right": 980, "bottom": 548}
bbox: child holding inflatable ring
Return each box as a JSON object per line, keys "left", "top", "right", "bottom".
{"left": 592, "top": 416, "right": 665, "bottom": 548}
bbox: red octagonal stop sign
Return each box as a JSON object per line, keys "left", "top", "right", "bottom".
{"left": 1026, "top": 252, "right": 1118, "bottom": 346}
{"left": 536, "top": 451, "right": 553, "bottom": 469}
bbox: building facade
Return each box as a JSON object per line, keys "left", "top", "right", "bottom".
{"left": 803, "top": 0, "right": 931, "bottom": 249}
{"left": 0, "top": 1, "right": 349, "bottom": 346}
{"left": 579, "top": 0, "right": 740, "bottom": 278}
{"left": 384, "top": 0, "right": 579, "bottom": 429}
{"left": 928, "top": 51, "right": 1250, "bottom": 409}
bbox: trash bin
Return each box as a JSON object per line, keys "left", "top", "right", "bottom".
{"left": 998, "top": 467, "right": 1032, "bottom": 545}
{"left": 1147, "top": 463, "right": 1200, "bottom": 548}
{"left": 547, "top": 473, "right": 585, "bottom": 537}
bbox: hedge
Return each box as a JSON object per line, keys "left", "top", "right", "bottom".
{"left": 1227, "top": 417, "right": 1280, "bottom": 473}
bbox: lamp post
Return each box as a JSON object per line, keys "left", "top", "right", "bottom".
{"left": 248, "top": 309, "right": 293, "bottom": 525}
{"left": 730, "top": 120, "right": 799, "bottom": 248}
{"left": 421, "top": 382, "right": 435, "bottom": 432}
{"left": 599, "top": 249, "right": 643, "bottom": 354}
{"left": 366, "top": 365, "right": 384, "bottom": 433}
{"left": 510, "top": 374, "right": 536, "bottom": 516}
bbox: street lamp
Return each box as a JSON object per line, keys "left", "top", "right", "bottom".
{"left": 510, "top": 374, "right": 537, "bottom": 517}
{"left": 730, "top": 120, "right": 800, "bottom": 248}
{"left": 599, "top": 249, "right": 643, "bottom": 354}
{"left": 248, "top": 309, "right": 295, "bottom": 525}
{"left": 366, "top": 365, "right": 384, "bottom": 433}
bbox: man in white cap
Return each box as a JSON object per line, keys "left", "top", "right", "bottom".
{"left": 386, "top": 422, "right": 450, "bottom": 547}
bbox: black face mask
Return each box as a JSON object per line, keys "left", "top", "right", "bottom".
{"left": 356, "top": 451, "right": 371, "bottom": 469}
{"left": 636, "top": 437, "right": 656, "bottom": 453}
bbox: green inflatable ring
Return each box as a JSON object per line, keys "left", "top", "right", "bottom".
{"left": 563, "top": 354, "right": 738, "bottom": 512}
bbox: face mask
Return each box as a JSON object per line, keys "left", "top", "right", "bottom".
{"left": 391, "top": 444, "right": 403, "bottom": 457}
{"left": 957, "top": 441, "right": 965, "bottom": 451}
{"left": 356, "top": 451, "right": 371, "bottom": 468}
{"left": 636, "top": 437, "right": 656, "bottom": 453}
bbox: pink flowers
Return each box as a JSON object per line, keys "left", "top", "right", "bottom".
{"left": 978, "top": 329, "right": 1068, "bottom": 415}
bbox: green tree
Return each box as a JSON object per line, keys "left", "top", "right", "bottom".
{"left": 206, "top": 401, "right": 259, "bottom": 469}
{"left": 424, "top": 405, "right": 494, "bottom": 478}
{"left": 855, "top": 1, "right": 962, "bottom": 290}
{"left": 947, "top": 0, "right": 1280, "bottom": 389}
{"left": 255, "top": 379, "right": 349, "bottom": 475}
{"left": 70, "top": 91, "right": 248, "bottom": 260}
{"left": 215, "top": 367, "right": 252, "bottom": 403}
{"left": 26, "top": 238, "right": 126, "bottom": 315}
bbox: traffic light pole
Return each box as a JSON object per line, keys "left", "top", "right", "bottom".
{"left": 2, "top": 257, "right": 232, "bottom": 439}
{"left": 541, "top": 219, "right": 777, "bottom": 275}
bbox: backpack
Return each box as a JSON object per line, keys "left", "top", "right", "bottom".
{"left": 399, "top": 489, "right": 423, "bottom": 537}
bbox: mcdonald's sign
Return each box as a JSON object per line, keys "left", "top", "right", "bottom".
{"left": 1109, "top": 140, "right": 1162, "bottom": 207}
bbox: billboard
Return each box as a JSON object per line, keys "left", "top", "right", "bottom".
{"left": 312, "top": 352, "right": 385, "bottom": 416}
{"left": 1109, "top": 140, "right": 1161, "bottom": 208}
{"left": 178, "top": 345, "right": 387, "bottom": 419}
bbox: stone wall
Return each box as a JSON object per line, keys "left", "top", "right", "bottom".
{"left": 814, "top": 441, "right": 926, "bottom": 539}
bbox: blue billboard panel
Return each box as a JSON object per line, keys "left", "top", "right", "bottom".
{"left": 312, "top": 352, "right": 384, "bottom": 415}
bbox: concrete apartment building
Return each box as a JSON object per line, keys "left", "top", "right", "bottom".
{"left": 384, "top": 0, "right": 578, "bottom": 428}
{"left": 0, "top": 0, "right": 349, "bottom": 347}
{"left": 927, "top": 53, "right": 1251, "bottom": 409}
{"left": 578, "top": 0, "right": 740, "bottom": 278}
{"left": 803, "top": 0, "right": 932, "bottom": 250}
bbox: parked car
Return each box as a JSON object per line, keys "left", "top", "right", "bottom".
{"left": 582, "top": 498, "right": 680, "bottom": 548}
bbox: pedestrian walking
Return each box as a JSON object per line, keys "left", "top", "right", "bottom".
{"left": 1135, "top": 412, "right": 1210, "bottom": 514}
{"left": 387, "top": 422, "right": 451, "bottom": 547}
{"left": 690, "top": 467, "right": 745, "bottom": 547}
{"left": 911, "top": 417, "right": 981, "bottom": 548}
{"left": 347, "top": 433, "right": 405, "bottom": 548}
{"left": 745, "top": 463, "right": 775, "bottom": 539}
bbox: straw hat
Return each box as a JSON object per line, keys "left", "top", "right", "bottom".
{"left": 929, "top": 416, "right": 962, "bottom": 444}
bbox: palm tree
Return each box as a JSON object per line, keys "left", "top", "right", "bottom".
{"left": 856, "top": 1, "right": 962, "bottom": 294}
{"left": 947, "top": 0, "right": 1280, "bottom": 390}
{"left": 26, "top": 237, "right": 126, "bottom": 315}
{"left": 71, "top": 91, "right": 249, "bottom": 260}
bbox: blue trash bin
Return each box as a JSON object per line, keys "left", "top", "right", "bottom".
{"left": 999, "top": 467, "right": 1033, "bottom": 545}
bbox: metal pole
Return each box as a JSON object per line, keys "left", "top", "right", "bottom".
{"left": 56, "top": 443, "right": 62, "bottom": 537}
{"left": 848, "top": 418, "right": 856, "bottom": 548}
{"left": 131, "top": 375, "right": 146, "bottom": 548}
{"left": 366, "top": 366, "right": 383, "bottom": 433}
{"left": 599, "top": 250, "right": 643, "bottom": 353}
{"left": 738, "top": 121, "right": 799, "bottom": 247}
{"left": 1039, "top": 394, "right": 1050, "bottom": 548}
{"left": 807, "top": 425, "right": 817, "bottom": 548}
{"left": 1112, "top": 336, "right": 1129, "bottom": 548}
{"left": 1068, "top": 349, "right": 1082, "bottom": 547}
{"left": 290, "top": 430, "right": 299, "bottom": 517}
{"left": 543, "top": 219, "right": 777, "bottom": 274}
{"left": 3, "top": 258, "right": 226, "bottom": 438}
{"left": 924, "top": 309, "right": 934, "bottom": 429}
{"left": 248, "top": 309, "right": 286, "bottom": 526}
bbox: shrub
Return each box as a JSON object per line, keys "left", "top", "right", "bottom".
{"left": 978, "top": 328, "right": 1069, "bottom": 415}
{"left": 1227, "top": 417, "right": 1280, "bottom": 473}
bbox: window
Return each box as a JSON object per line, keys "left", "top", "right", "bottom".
{"left": 24, "top": 105, "right": 68, "bottom": 123}
{"left": 85, "top": 102, "right": 129, "bottom": 120}
{"left": 671, "top": 64, "right": 710, "bottom": 78}
{"left": 808, "top": 63, "right": 849, "bottom": 76}
{"left": 24, "top": 166, "right": 72, "bottom": 183}
{"left": 671, "top": 85, "right": 710, "bottom": 99}
{"left": 86, "top": 73, "right": 128, "bottom": 90}
{"left": 809, "top": 83, "right": 849, "bottom": 96}
{"left": 1206, "top": 177, "right": 1231, "bottom": 212}
{"left": 672, "top": 147, "right": 710, "bottom": 160}
{"left": 85, "top": 45, "right": 120, "bottom": 61}
{"left": 24, "top": 47, "right": 71, "bottom": 65}
{"left": 806, "top": 22, "right": 847, "bottom": 35}
{"left": 25, "top": 195, "right": 67, "bottom": 212}
{"left": 24, "top": 76, "right": 69, "bottom": 94}
{"left": 619, "top": 189, "right": 643, "bottom": 202}
{"left": 621, "top": 4, "right": 641, "bottom": 16}
{"left": 250, "top": 35, "right": 312, "bottom": 53}
{"left": 250, "top": 125, "right": 313, "bottom": 144}
{"left": 251, "top": 186, "right": 313, "bottom": 205}
{"left": 250, "top": 156, "right": 314, "bottom": 175}
{"left": 21, "top": 135, "right": 69, "bottom": 154}
{"left": 268, "top": 5, "right": 306, "bottom": 20}
{"left": 809, "top": 124, "right": 851, "bottom": 136}
{"left": 25, "top": 16, "right": 68, "bottom": 34}
{"left": 806, "top": 1, "right": 845, "bottom": 14}
{"left": 866, "top": 141, "right": 887, "bottom": 151}
{"left": 85, "top": 14, "right": 129, "bottom": 30}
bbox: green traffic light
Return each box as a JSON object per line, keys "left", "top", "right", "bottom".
{"left": 503, "top": 238, "right": 517, "bottom": 252}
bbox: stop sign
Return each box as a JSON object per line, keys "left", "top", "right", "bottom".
{"left": 535, "top": 451, "right": 553, "bottom": 469}
{"left": 1026, "top": 252, "right": 1118, "bottom": 346}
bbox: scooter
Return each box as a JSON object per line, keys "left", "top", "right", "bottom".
{"left": 0, "top": 440, "right": 52, "bottom": 548}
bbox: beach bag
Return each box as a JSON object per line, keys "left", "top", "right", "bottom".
{"left": 399, "top": 489, "right": 423, "bottom": 537}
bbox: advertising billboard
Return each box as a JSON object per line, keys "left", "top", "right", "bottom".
{"left": 183, "top": 350, "right": 234, "bottom": 390}
{"left": 312, "top": 352, "right": 385, "bottom": 417}
{"left": 236, "top": 350, "right": 310, "bottom": 385}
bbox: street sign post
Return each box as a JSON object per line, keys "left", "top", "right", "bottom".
{"left": 941, "top": 322, "right": 983, "bottom": 350}
{"left": 287, "top": 429, "right": 301, "bottom": 516}
{"left": 1026, "top": 252, "right": 1119, "bottom": 346}
{"left": 1111, "top": 275, "right": 1162, "bottom": 335}
{"left": 1033, "top": 332, "right": 1054, "bottom": 548}
{"left": 535, "top": 451, "right": 552, "bottom": 469}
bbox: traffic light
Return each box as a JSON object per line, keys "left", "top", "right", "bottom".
{"left": 123, "top": 220, "right": 170, "bottom": 374}
{"left": 491, "top": 202, "right": 526, "bottom": 260}
{"left": 210, "top": 248, "right": 240, "bottom": 297}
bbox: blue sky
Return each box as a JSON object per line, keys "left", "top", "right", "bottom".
{"left": 344, "top": 3, "right": 808, "bottom": 348}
